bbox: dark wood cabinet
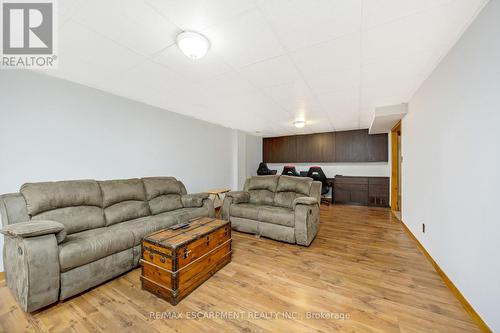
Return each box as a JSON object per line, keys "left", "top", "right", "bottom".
{"left": 367, "top": 133, "right": 389, "bottom": 162}
{"left": 263, "top": 135, "right": 297, "bottom": 163}
{"left": 368, "top": 177, "right": 390, "bottom": 207}
{"left": 296, "top": 132, "right": 335, "bottom": 162}
{"left": 334, "top": 176, "right": 369, "bottom": 205}
{"left": 334, "top": 176, "right": 389, "bottom": 207}
{"left": 335, "top": 130, "right": 367, "bottom": 162}
{"left": 263, "top": 129, "right": 387, "bottom": 163}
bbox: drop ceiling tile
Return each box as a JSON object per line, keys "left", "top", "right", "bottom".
{"left": 328, "top": 104, "right": 361, "bottom": 130}
{"left": 362, "top": 0, "right": 451, "bottom": 29}
{"left": 305, "top": 66, "right": 361, "bottom": 96}
{"left": 59, "top": 0, "right": 82, "bottom": 24}
{"left": 213, "top": 90, "right": 288, "bottom": 121}
{"left": 316, "top": 88, "right": 360, "bottom": 118}
{"left": 291, "top": 33, "right": 361, "bottom": 78}
{"left": 56, "top": 20, "right": 144, "bottom": 82}
{"left": 152, "top": 45, "right": 232, "bottom": 83}
{"left": 238, "top": 56, "right": 303, "bottom": 88}
{"left": 96, "top": 61, "right": 189, "bottom": 101}
{"left": 261, "top": 126, "right": 295, "bottom": 137}
{"left": 208, "top": 108, "right": 268, "bottom": 131}
{"left": 430, "top": 0, "right": 489, "bottom": 50}
{"left": 198, "top": 70, "right": 260, "bottom": 99}
{"left": 361, "top": 55, "right": 429, "bottom": 109}
{"left": 362, "top": 3, "right": 467, "bottom": 64}
{"left": 359, "top": 108, "right": 375, "bottom": 129}
{"left": 266, "top": 80, "right": 321, "bottom": 113}
{"left": 145, "top": 0, "right": 255, "bottom": 31}
{"left": 34, "top": 58, "right": 108, "bottom": 88}
{"left": 203, "top": 9, "right": 286, "bottom": 68}
{"left": 72, "top": 0, "right": 179, "bottom": 56}
{"left": 293, "top": 105, "right": 328, "bottom": 121}
{"left": 144, "top": 89, "right": 210, "bottom": 119}
{"left": 257, "top": 0, "right": 362, "bottom": 51}
{"left": 305, "top": 122, "right": 335, "bottom": 134}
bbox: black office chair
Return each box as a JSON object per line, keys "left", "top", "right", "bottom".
{"left": 282, "top": 165, "right": 300, "bottom": 177}
{"left": 257, "top": 162, "right": 277, "bottom": 176}
{"left": 307, "top": 166, "right": 331, "bottom": 205}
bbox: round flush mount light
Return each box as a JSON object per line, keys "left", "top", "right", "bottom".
{"left": 176, "top": 31, "right": 210, "bottom": 60}
{"left": 293, "top": 120, "right": 306, "bottom": 128}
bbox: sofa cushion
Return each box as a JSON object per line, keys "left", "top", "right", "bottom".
{"left": 166, "top": 207, "right": 211, "bottom": 223}
{"left": 109, "top": 214, "right": 178, "bottom": 246}
{"left": 142, "top": 177, "right": 185, "bottom": 214}
{"left": 109, "top": 206, "right": 210, "bottom": 245}
{"left": 246, "top": 175, "right": 279, "bottom": 192}
{"left": 142, "top": 177, "right": 186, "bottom": 199}
{"left": 245, "top": 175, "right": 278, "bottom": 206}
{"left": 58, "top": 227, "right": 134, "bottom": 272}
{"left": 258, "top": 206, "right": 295, "bottom": 227}
{"left": 21, "top": 180, "right": 105, "bottom": 234}
{"left": 274, "top": 176, "right": 313, "bottom": 208}
{"left": 230, "top": 203, "right": 260, "bottom": 220}
{"left": 21, "top": 180, "right": 103, "bottom": 215}
{"left": 248, "top": 190, "right": 275, "bottom": 206}
{"left": 32, "top": 206, "right": 105, "bottom": 235}
{"left": 99, "top": 179, "right": 150, "bottom": 226}
{"left": 276, "top": 175, "right": 312, "bottom": 195}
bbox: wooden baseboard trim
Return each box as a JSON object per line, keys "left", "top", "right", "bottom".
{"left": 398, "top": 220, "right": 492, "bottom": 333}
{"left": 0, "top": 272, "right": 4, "bottom": 281}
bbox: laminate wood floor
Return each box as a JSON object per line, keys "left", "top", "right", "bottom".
{"left": 0, "top": 205, "right": 481, "bottom": 333}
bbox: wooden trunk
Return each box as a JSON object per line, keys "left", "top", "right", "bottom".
{"left": 140, "top": 217, "right": 231, "bottom": 305}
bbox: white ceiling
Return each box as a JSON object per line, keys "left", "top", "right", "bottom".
{"left": 38, "top": 0, "right": 488, "bottom": 137}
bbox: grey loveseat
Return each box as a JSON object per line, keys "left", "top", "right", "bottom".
{"left": 222, "top": 175, "right": 321, "bottom": 246}
{"left": 0, "top": 177, "right": 214, "bottom": 312}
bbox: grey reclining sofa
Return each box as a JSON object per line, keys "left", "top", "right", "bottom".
{"left": 222, "top": 175, "right": 321, "bottom": 246}
{"left": 0, "top": 177, "right": 214, "bottom": 312}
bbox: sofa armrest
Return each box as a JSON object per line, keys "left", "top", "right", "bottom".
{"left": 225, "top": 191, "right": 250, "bottom": 204}
{"left": 292, "top": 197, "right": 318, "bottom": 210}
{"left": 181, "top": 193, "right": 209, "bottom": 208}
{"left": 3, "top": 232, "right": 61, "bottom": 311}
{"left": 294, "top": 203, "right": 320, "bottom": 246}
{"left": 202, "top": 195, "right": 215, "bottom": 218}
{"left": 1, "top": 220, "right": 66, "bottom": 243}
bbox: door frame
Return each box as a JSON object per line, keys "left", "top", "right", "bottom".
{"left": 391, "top": 121, "right": 401, "bottom": 211}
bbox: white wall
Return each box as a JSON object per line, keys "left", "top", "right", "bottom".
{"left": 0, "top": 70, "right": 261, "bottom": 271}
{"left": 245, "top": 134, "right": 262, "bottom": 180}
{"left": 402, "top": 0, "right": 500, "bottom": 330}
{"left": 231, "top": 131, "right": 263, "bottom": 190}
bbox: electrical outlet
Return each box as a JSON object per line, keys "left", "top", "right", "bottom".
{"left": 422, "top": 223, "right": 425, "bottom": 233}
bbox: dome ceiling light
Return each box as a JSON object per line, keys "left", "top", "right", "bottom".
{"left": 294, "top": 120, "right": 306, "bottom": 128}
{"left": 176, "top": 31, "right": 210, "bottom": 60}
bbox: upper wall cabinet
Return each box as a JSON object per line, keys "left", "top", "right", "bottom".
{"left": 263, "top": 135, "right": 297, "bottom": 163}
{"left": 366, "top": 133, "right": 389, "bottom": 162}
{"left": 296, "top": 132, "right": 335, "bottom": 163}
{"left": 335, "top": 130, "right": 367, "bottom": 162}
{"left": 263, "top": 129, "right": 387, "bottom": 163}
{"left": 335, "top": 130, "right": 388, "bottom": 162}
